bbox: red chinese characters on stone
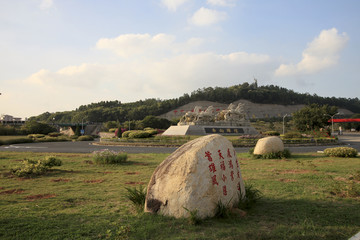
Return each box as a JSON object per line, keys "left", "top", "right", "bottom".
{"left": 237, "top": 182, "right": 241, "bottom": 191}
{"left": 227, "top": 148, "right": 232, "bottom": 158}
{"left": 228, "top": 159, "right": 234, "bottom": 169}
{"left": 230, "top": 171, "right": 234, "bottom": 181}
{"left": 221, "top": 174, "right": 227, "bottom": 182}
{"left": 220, "top": 161, "right": 226, "bottom": 171}
{"left": 237, "top": 170, "right": 240, "bottom": 178}
{"left": 223, "top": 185, "right": 227, "bottom": 196}
{"left": 235, "top": 159, "right": 239, "bottom": 168}
{"left": 218, "top": 150, "right": 224, "bottom": 159}
{"left": 209, "top": 163, "right": 216, "bottom": 173}
{"left": 205, "top": 151, "right": 213, "bottom": 162}
{"left": 211, "top": 175, "right": 219, "bottom": 186}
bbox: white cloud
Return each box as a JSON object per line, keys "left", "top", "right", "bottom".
{"left": 22, "top": 34, "right": 272, "bottom": 110}
{"left": 207, "top": 0, "right": 236, "bottom": 7}
{"left": 96, "top": 33, "right": 203, "bottom": 58}
{"left": 189, "top": 7, "right": 227, "bottom": 26}
{"left": 39, "top": 0, "right": 54, "bottom": 10}
{"left": 161, "top": 0, "right": 189, "bottom": 11}
{"left": 275, "top": 28, "right": 349, "bottom": 76}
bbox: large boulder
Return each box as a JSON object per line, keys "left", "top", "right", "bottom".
{"left": 145, "top": 134, "right": 245, "bottom": 219}
{"left": 253, "top": 136, "right": 284, "bottom": 155}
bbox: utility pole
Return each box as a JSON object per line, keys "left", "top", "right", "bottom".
{"left": 283, "top": 114, "right": 288, "bottom": 135}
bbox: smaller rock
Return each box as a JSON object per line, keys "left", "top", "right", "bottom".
{"left": 253, "top": 136, "right": 284, "bottom": 155}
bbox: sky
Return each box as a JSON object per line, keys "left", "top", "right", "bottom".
{"left": 1, "top": 0, "right": 359, "bottom": 119}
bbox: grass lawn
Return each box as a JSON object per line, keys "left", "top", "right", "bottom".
{"left": 0, "top": 151, "right": 359, "bottom": 239}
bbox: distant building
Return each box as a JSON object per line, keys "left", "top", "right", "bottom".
{"left": 0, "top": 114, "right": 25, "bottom": 125}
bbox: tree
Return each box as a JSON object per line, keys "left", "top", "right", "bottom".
{"left": 104, "top": 121, "right": 119, "bottom": 130}
{"left": 75, "top": 125, "right": 81, "bottom": 136}
{"left": 141, "top": 115, "right": 171, "bottom": 129}
{"left": 292, "top": 104, "right": 338, "bottom": 132}
{"left": 116, "top": 127, "right": 122, "bottom": 138}
{"left": 21, "top": 121, "right": 57, "bottom": 135}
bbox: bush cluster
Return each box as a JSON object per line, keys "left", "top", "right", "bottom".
{"left": 324, "top": 147, "right": 358, "bottom": 158}
{"left": 128, "top": 131, "right": 151, "bottom": 138}
{"left": 122, "top": 129, "right": 158, "bottom": 139}
{"left": 283, "top": 131, "right": 303, "bottom": 139}
{"left": 263, "top": 131, "right": 280, "bottom": 136}
{"left": 92, "top": 149, "right": 127, "bottom": 164}
{"left": 11, "top": 156, "right": 62, "bottom": 177}
{"left": 77, "top": 135, "right": 94, "bottom": 141}
{"left": 28, "top": 134, "right": 46, "bottom": 139}
{"left": 0, "top": 137, "right": 34, "bottom": 146}
{"left": 249, "top": 148, "right": 292, "bottom": 159}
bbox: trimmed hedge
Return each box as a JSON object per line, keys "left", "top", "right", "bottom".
{"left": 263, "top": 131, "right": 280, "bottom": 136}
{"left": 283, "top": 132, "right": 303, "bottom": 139}
{"left": 324, "top": 147, "right": 358, "bottom": 158}
{"left": 77, "top": 135, "right": 94, "bottom": 141}
{"left": 128, "top": 131, "right": 151, "bottom": 139}
{"left": 122, "top": 130, "right": 153, "bottom": 138}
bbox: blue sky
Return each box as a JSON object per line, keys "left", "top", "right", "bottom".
{"left": 1, "top": 0, "right": 359, "bottom": 118}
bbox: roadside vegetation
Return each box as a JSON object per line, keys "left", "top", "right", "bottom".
{"left": 0, "top": 151, "right": 359, "bottom": 239}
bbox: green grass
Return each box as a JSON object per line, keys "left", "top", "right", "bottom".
{"left": 0, "top": 151, "right": 359, "bottom": 239}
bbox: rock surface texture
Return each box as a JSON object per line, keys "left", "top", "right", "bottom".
{"left": 145, "top": 134, "right": 245, "bottom": 219}
{"left": 253, "top": 136, "right": 284, "bottom": 155}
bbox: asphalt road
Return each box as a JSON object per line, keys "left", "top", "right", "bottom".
{"left": 1, "top": 134, "right": 359, "bottom": 154}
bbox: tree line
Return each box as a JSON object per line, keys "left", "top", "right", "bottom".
{"left": 29, "top": 82, "right": 360, "bottom": 124}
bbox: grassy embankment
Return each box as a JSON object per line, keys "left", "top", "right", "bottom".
{"left": 0, "top": 151, "right": 359, "bottom": 239}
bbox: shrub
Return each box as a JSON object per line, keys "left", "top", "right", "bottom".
{"left": 144, "top": 129, "right": 158, "bottom": 136}
{"left": 0, "top": 137, "right": 34, "bottom": 146}
{"left": 263, "top": 131, "right": 280, "bottom": 136}
{"left": 77, "top": 135, "right": 94, "bottom": 141}
{"left": 250, "top": 148, "right": 291, "bottom": 159}
{"left": 42, "top": 156, "right": 62, "bottom": 167}
{"left": 48, "top": 132, "right": 62, "bottom": 137}
{"left": 238, "top": 184, "right": 262, "bottom": 210}
{"left": 122, "top": 131, "right": 132, "bottom": 138}
{"left": 283, "top": 131, "right": 303, "bottom": 139}
{"left": 92, "top": 149, "right": 127, "bottom": 164}
{"left": 109, "top": 128, "right": 117, "bottom": 133}
{"left": 11, "top": 156, "right": 62, "bottom": 177}
{"left": 324, "top": 147, "right": 358, "bottom": 158}
{"left": 21, "top": 121, "right": 56, "bottom": 135}
{"left": 0, "top": 125, "right": 18, "bottom": 135}
{"left": 116, "top": 127, "right": 122, "bottom": 138}
{"left": 125, "top": 185, "right": 146, "bottom": 213}
{"left": 28, "top": 134, "right": 46, "bottom": 139}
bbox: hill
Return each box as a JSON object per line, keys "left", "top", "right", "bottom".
{"left": 30, "top": 82, "right": 360, "bottom": 123}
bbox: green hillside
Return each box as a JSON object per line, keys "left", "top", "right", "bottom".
{"left": 30, "top": 82, "right": 360, "bottom": 123}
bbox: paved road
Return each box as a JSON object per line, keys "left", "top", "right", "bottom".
{"left": 0, "top": 134, "right": 359, "bottom": 154}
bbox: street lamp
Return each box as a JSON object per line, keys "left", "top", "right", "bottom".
{"left": 81, "top": 118, "right": 86, "bottom": 135}
{"left": 325, "top": 112, "right": 340, "bottom": 135}
{"left": 283, "top": 114, "right": 288, "bottom": 135}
